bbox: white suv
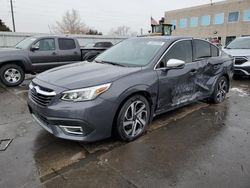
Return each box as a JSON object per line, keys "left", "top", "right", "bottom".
{"left": 223, "top": 37, "right": 250, "bottom": 77}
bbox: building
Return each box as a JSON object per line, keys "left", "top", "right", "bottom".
{"left": 164, "top": 0, "right": 250, "bottom": 45}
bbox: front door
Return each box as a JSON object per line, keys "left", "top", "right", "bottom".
{"left": 156, "top": 39, "right": 199, "bottom": 111}
{"left": 28, "top": 38, "right": 59, "bottom": 71}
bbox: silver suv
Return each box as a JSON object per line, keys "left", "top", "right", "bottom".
{"left": 223, "top": 37, "right": 250, "bottom": 77}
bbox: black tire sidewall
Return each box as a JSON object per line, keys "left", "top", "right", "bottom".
{"left": 213, "top": 76, "right": 228, "bottom": 104}
{"left": 0, "top": 64, "right": 25, "bottom": 87}
{"left": 116, "top": 95, "right": 150, "bottom": 141}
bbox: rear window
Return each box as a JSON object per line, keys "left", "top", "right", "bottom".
{"left": 194, "top": 39, "right": 211, "bottom": 59}
{"left": 58, "top": 38, "right": 76, "bottom": 50}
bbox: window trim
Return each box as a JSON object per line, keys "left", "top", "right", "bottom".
{"left": 32, "top": 38, "right": 56, "bottom": 51}
{"left": 154, "top": 39, "right": 193, "bottom": 70}
{"left": 228, "top": 11, "right": 240, "bottom": 23}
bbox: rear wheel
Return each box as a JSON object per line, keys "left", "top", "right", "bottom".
{"left": 115, "top": 95, "right": 150, "bottom": 141}
{"left": 0, "top": 64, "right": 25, "bottom": 87}
{"left": 211, "top": 76, "right": 228, "bottom": 104}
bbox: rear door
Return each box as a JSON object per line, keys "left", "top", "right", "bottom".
{"left": 193, "top": 39, "right": 221, "bottom": 99}
{"left": 57, "top": 38, "right": 81, "bottom": 62}
{"left": 156, "top": 39, "right": 199, "bottom": 111}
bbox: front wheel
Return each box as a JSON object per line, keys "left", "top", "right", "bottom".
{"left": 211, "top": 76, "right": 228, "bottom": 104}
{"left": 0, "top": 64, "right": 25, "bottom": 87}
{"left": 115, "top": 95, "right": 150, "bottom": 141}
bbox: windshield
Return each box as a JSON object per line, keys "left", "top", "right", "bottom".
{"left": 95, "top": 38, "right": 166, "bottom": 67}
{"left": 226, "top": 38, "right": 250, "bottom": 49}
{"left": 15, "top": 37, "right": 37, "bottom": 49}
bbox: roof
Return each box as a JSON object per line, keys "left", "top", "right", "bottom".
{"left": 165, "top": 0, "right": 243, "bottom": 14}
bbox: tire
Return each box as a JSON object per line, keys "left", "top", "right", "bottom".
{"left": 115, "top": 95, "right": 151, "bottom": 141}
{"left": 211, "top": 76, "right": 228, "bottom": 104}
{"left": 0, "top": 64, "right": 25, "bottom": 87}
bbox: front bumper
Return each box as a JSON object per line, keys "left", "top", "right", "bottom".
{"left": 28, "top": 92, "right": 118, "bottom": 142}
{"left": 234, "top": 59, "right": 250, "bottom": 76}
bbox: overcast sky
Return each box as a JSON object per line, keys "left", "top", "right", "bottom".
{"left": 0, "top": 0, "right": 224, "bottom": 35}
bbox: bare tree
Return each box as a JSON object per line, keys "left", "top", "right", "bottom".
{"left": 109, "top": 26, "right": 137, "bottom": 36}
{"left": 53, "top": 9, "right": 89, "bottom": 34}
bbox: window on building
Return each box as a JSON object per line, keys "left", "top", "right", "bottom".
{"left": 179, "top": 18, "right": 187, "bottom": 28}
{"left": 243, "top": 9, "right": 250, "bottom": 21}
{"left": 58, "top": 38, "right": 76, "bottom": 50}
{"left": 171, "top": 20, "right": 177, "bottom": 30}
{"left": 194, "top": 39, "right": 211, "bottom": 59}
{"left": 228, "top": 11, "right": 239, "bottom": 22}
{"left": 190, "top": 17, "right": 198, "bottom": 27}
{"left": 201, "top": 15, "right": 211, "bottom": 26}
{"left": 214, "top": 13, "right": 224, "bottom": 24}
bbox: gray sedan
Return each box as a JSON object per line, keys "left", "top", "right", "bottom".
{"left": 28, "top": 36, "right": 234, "bottom": 142}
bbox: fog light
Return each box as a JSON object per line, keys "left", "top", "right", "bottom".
{"left": 59, "top": 126, "right": 84, "bottom": 135}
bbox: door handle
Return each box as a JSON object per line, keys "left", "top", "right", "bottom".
{"left": 74, "top": 51, "right": 78, "bottom": 55}
{"left": 52, "top": 52, "right": 57, "bottom": 55}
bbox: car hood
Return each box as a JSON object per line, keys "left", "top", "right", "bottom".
{"left": 223, "top": 48, "right": 250, "bottom": 57}
{"left": 36, "top": 62, "right": 142, "bottom": 89}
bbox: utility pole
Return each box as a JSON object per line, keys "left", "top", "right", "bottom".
{"left": 210, "top": 0, "right": 213, "bottom": 5}
{"left": 10, "top": 0, "right": 16, "bottom": 32}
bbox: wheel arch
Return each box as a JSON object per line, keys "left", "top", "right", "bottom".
{"left": 0, "top": 60, "right": 26, "bottom": 72}
{"left": 111, "top": 90, "right": 154, "bottom": 136}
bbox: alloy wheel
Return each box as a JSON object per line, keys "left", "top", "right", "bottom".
{"left": 216, "top": 79, "right": 227, "bottom": 103}
{"left": 122, "top": 100, "right": 148, "bottom": 138}
{"left": 4, "top": 68, "right": 21, "bottom": 84}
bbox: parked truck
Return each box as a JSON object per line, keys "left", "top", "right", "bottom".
{"left": 0, "top": 36, "right": 113, "bottom": 86}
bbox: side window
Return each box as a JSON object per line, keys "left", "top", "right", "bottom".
{"left": 34, "top": 39, "right": 55, "bottom": 51}
{"left": 211, "top": 45, "right": 219, "bottom": 57}
{"left": 194, "top": 39, "right": 211, "bottom": 59}
{"left": 164, "top": 40, "right": 193, "bottom": 65}
{"left": 58, "top": 38, "right": 76, "bottom": 50}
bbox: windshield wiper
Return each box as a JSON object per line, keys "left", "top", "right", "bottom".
{"left": 95, "top": 60, "right": 126, "bottom": 67}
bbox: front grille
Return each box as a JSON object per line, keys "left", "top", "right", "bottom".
{"left": 234, "top": 57, "right": 248, "bottom": 65}
{"left": 29, "top": 83, "right": 56, "bottom": 107}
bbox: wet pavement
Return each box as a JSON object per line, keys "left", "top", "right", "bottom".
{"left": 0, "top": 76, "right": 249, "bottom": 188}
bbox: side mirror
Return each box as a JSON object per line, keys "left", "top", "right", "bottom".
{"left": 166, "top": 59, "right": 185, "bottom": 69}
{"left": 31, "top": 45, "right": 39, "bottom": 51}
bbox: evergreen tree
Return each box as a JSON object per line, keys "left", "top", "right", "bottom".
{"left": 0, "top": 19, "right": 11, "bottom": 32}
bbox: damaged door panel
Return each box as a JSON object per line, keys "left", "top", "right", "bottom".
{"left": 156, "top": 39, "right": 199, "bottom": 110}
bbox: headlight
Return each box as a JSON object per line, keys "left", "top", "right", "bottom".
{"left": 61, "top": 83, "right": 111, "bottom": 102}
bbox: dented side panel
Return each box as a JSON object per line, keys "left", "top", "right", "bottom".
{"left": 156, "top": 62, "right": 199, "bottom": 112}
{"left": 155, "top": 54, "right": 233, "bottom": 114}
